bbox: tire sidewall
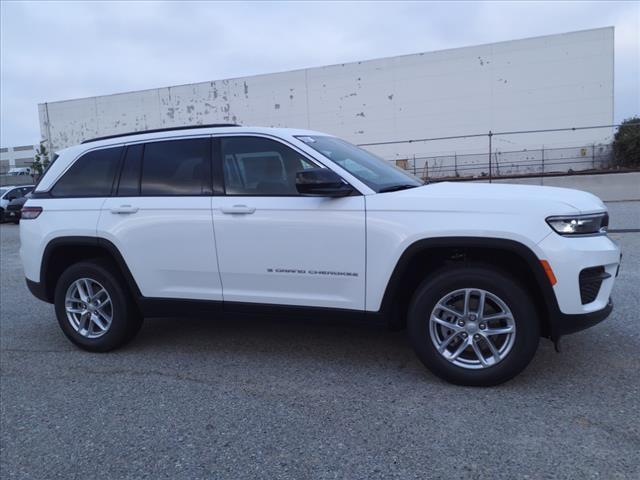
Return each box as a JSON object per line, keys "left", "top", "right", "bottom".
{"left": 54, "top": 261, "right": 134, "bottom": 352}
{"left": 408, "top": 267, "right": 540, "bottom": 386}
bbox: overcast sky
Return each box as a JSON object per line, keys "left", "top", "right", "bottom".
{"left": 1, "top": 0, "right": 638, "bottom": 146}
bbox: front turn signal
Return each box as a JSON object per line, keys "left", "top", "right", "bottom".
{"left": 540, "top": 260, "right": 557, "bottom": 286}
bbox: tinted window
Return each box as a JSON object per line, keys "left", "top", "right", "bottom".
{"left": 6, "top": 188, "right": 20, "bottom": 199}
{"left": 117, "top": 144, "right": 143, "bottom": 196}
{"left": 141, "top": 139, "right": 210, "bottom": 196}
{"left": 52, "top": 147, "right": 123, "bottom": 197}
{"left": 222, "top": 137, "right": 318, "bottom": 195}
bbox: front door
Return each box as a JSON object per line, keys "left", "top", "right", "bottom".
{"left": 211, "top": 135, "right": 366, "bottom": 310}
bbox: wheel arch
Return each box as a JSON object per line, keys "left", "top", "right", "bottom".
{"left": 38, "top": 236, "right": 142, "bottom": 304}
{"left": 379, "top": 237, "right": 561, "bottom": 338}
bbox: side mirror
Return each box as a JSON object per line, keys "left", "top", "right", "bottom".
{"left": 296, "top": 168, "right": 353, "bottom": 197}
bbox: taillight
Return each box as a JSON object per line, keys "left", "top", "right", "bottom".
{"left": 21, "top": 206, "right": 42, "bottom": 219}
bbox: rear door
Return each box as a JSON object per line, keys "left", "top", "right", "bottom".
{"left": 39, "top": 146, "right": 123, "bottom": 238}
{"left": 211, "top": 135, "right": 366, "bottom": 310}
{"left": 98, "top": 137, "right": 222, "bottom": 301}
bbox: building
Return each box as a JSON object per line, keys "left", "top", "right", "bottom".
{"left": 0, "top": 144, "right": 36, "bottom": 175}
{"left": 38, "top": 27, "right": 614, "bottom": 178}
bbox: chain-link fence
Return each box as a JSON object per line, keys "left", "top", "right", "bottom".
{"left": 359, "top": 123, "right": 640, "bottom": 182}
{"left": 402, "top": 143, "right": 614, "bottom": 180}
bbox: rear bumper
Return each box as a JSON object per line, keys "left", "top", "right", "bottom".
{"left": 553, "top": 298, "right": 613, "bottom": 337}
{"left": 26, "top": 278, "right": 50, "bottom": 303}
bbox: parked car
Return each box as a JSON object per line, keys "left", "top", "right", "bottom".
{"left": 0, "top": 185, "right": 34, "bottom": 223}
{"left": 20, "top": 124, "right": 620, "bottom": 385}
{"left": 4, "top": 193, "right": 31, "bottom": 223}
{"left": 7, "top": 167, "right": 32, "bottom": 176}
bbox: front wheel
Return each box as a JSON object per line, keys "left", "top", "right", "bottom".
{"left": 408, "top": 266, "right": 540, "bottom": 386}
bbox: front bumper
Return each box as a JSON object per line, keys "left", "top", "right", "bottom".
{"left": 26, "top": 278, "right": 50, "bottom": 303}
{"left": 5, "top": 209, "right": 21, "bottom": 221}
{"left": 537, "top": 232, "right": 620, "bottom": 315}
{"left": 553, "top": 297, "right": 613, "bottom": 337}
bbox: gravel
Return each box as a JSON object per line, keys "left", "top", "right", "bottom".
{"left": 1, "top": 203, "right": 639, "bottom": 479}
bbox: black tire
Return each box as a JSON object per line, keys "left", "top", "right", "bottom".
{"left": 0, "top": 208, "right": 4, "bottom": 223}
{"left": 54, "top": 259, "right": 143, "bottom": 352}
{"left": 407, "top": 266, "right": 540, "bottom": 386}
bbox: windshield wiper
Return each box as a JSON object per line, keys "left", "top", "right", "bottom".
{"left": 378, "top": 184, "right": 419, "bottom": 193}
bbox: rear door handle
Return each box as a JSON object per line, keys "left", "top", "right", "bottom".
{"left": 110, "top": 205, "right": 139, "bottom": 214}
{"left": 220, "top": 205, "right": 256, "bottom": 215}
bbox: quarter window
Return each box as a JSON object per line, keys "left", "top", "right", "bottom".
{"left": 51, "top": 147, "right": 123, "bottom": 197}
{"left": 222, "top": 136, "right": 318, "bottom": 195}
{"left": 141, "top": 138, "right": 210, "bottom": 196}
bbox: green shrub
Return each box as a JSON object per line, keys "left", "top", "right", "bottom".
{"left": 613, "top": 117, "right": 640, "bottom": 168}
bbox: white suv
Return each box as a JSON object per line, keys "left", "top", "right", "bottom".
{"left": 20, "top": 125, "right": 620, "bottom": 385}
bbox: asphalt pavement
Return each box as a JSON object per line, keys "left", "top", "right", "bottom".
{"left": 1, "top": 201, "right": 639, "bottom": 479}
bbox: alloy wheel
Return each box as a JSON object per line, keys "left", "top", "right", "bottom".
{"left": 64, "top": 278, "right": 113, "bottom": 339}
{"left": 429, "top": 288, "right": 516, "bottom": 369}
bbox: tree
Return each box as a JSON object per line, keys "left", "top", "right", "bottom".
{"left": 613, "top": 117, "right": 640, "bottom": 168}
{"left": 31, "top": 142, "right": 49, "bottom": 177}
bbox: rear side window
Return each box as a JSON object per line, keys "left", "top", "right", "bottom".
{"left": 141, "top": 138, "right": 210, "bottom": 196}
{"left": 51, "top": 147, "right": 123, "bottom": 197}
{"left": 117, "top": 144, "right": 143, "bottom": 196}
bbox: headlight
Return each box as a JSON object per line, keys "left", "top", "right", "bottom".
{"left": 546, "top": 212, "right": 608, "bottom": 236}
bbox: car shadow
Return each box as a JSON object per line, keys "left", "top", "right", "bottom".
{"left": 127, "top": 313, "right": 432, "bottom": 377}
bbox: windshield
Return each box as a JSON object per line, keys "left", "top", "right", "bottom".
{"left": 296, "top": 136, "right": 423, "bottom": 192}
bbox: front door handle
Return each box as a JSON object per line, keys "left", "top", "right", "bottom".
{"left": 220, "top": 205, "right": 256, "bottom": 215}
{"left": 110, "top": 205, "right": 139, "bottom": 214}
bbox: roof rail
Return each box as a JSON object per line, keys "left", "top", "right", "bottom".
{"left": 81, "top": 123, "right": 240, "bottom": 144}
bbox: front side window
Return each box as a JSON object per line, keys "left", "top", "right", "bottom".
{"left": 297, "top": 136, "right": 423, "bottom": 193}
{"left": 51, "top": 147, "right": 123, "bottom": 197}
{"left": 222, "top": 136, "right": 319, "bottom": 195}
{"left": 141, "top": 138, "right": 210, "bottom": 196}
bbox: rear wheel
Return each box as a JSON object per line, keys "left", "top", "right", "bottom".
{"left": 54, "top": 260, "right": 143, "bottom": 352}
{"left": 408, "top": 266, "right": 539, "bottom": 386}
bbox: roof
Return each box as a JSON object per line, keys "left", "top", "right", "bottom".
{"left": 68, "top": 125, "right": 331, "bottom": 151}
{"left": 81, "top": 123, "right": 240, "bottom": 144}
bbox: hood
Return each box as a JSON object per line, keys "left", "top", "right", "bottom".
{"left": 372, "top": 181, "right": 606, "bottom": 216}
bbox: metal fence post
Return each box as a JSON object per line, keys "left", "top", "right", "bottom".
{"left": 488, "top": 131, "right": 493, "bottom": 183}
{"left": 541, "top": 146, "right": 545, "bottom": 185}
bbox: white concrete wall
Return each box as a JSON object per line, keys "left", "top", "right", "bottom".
{"left": 0, "top": 144, "right": 36, "bottom": 174}
{"left": 40, "top": 27, "right": 614, "bottom": 161}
